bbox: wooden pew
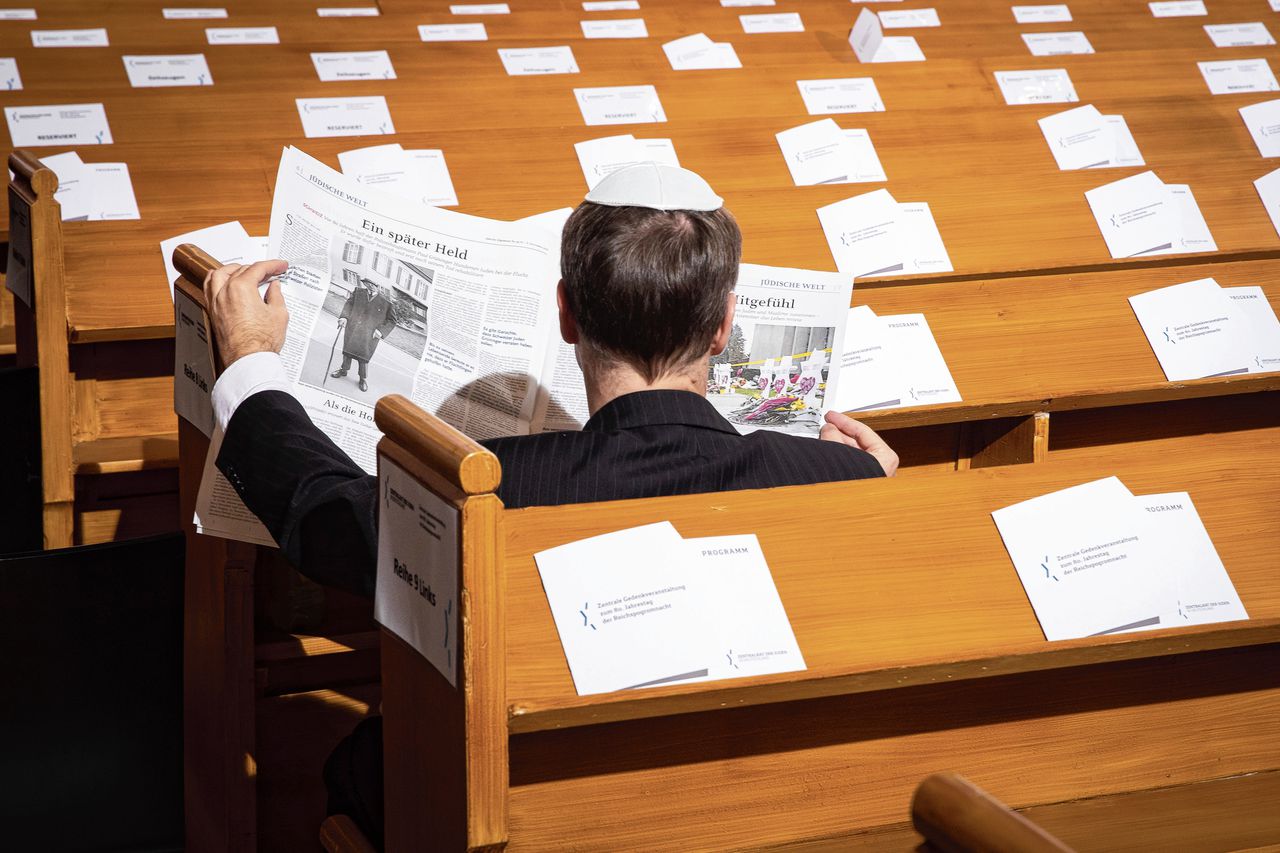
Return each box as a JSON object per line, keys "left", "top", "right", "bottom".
{"left": 912, "top": 773, "right": 1073, "bottom": 853}
{"left": 372, "top": 393, "right": 1280, "bottom": 851}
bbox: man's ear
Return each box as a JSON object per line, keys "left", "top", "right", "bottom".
{"left": 710, "top": 290, "right": 736, "bottom": 355}
{"left": 557, "top": 280, "right": 580, "bottom": 345}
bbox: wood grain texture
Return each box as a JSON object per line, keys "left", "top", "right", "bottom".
{"left": 912, "top": 773, "right": 1073, "bottom": 853}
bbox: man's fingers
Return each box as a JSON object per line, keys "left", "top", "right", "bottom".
{"left": 203, "top": 263, "right": 243, "bottom": 305}
{"left": 228, "top": 259, "right": 289, "bottom": 294}
{"left": 263, "top": 278, "right": 286, "bottom": 309}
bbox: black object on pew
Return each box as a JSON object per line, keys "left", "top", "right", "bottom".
{"left": 0, "top": 533, "right": 184, "bottom": 852}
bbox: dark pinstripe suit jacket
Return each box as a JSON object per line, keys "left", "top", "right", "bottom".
{"left": 218, "top": 389, "right": 884, "bottom": 597}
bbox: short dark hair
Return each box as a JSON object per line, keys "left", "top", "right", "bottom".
{"left": 560, "top": 202, "right": 742, "bottom": 381}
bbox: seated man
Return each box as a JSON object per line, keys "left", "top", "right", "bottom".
{"left": 203, "top": 163, "right": 897, "bottom": 846}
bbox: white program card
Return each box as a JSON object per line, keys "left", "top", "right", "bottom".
{"left": 1149, "top": 0, "right": 1206, "bottom": 15}
{"left": 1153, "top": 184, "right": 1216, "bottom": 255}
{"left": 817, "top": 188, "right": 905, "bottom": 277}
{"left": 311, "top": 50, "right": 396, "bottom": 81}
{"left": 1198, "top": 59, "right": 1280, "bottom": 95}
{"left": 159, "top": 220, "right": 253, "bottom": 299}
{"left": 992, "top": 477, "right": 1176, "bottom": 641}
{"left": 1039, "top": 104, "right": 1113, "bottom": 169}
{"left": 419, "top": 23, "right": 488, "bottom": 41}
{"left": 1012, "top": 5, "right": 1072, "bottom": 23}
{"left": 1129, "top": 278, "right": 1253, "bottom": 380}
{"left": 878, "top": 312, "right": 961, "bottom": 407}
{"left": 1085, "top": 170, "right": 1176, "bottom": 258}
{"left": 122, "top": 54, "right": 213, "bottom": 87}
{"left": 680, "top": 535, "right": 806, "bottom": 682}
{"left": 451, "top": 3, "right": 509, "bottom": 12}
{"left": 839, "top": 129, "right": 888, "bottom": 183}
{"left": 663, "top": 33, "right": 741, "bottom": 69}
{"left": 86, "top": 163, "right": 140, "bottom": 220}
{"left": 797, "top": 77, "right": 884, "bottom": 114}
{"left": 850, "top": 8, "right": 925, "bottom": 63}
{"left": 1205, "top": 23, "right": 1275, "bottom": 48}
{"left": 1022, "top": 31, "right": 1094, "bottom": 55}
{"left": 317, "top": 7, "right": 380, "bottom": 15}
{"left": 898, "top": 202, "right": 953, "bottom": 273}
{"left": 1224, "top": 285, "right": 1280, "bottom": 373}
{"left": 1136, "top": 493, "right": 1248, "bottom": 626}
{"left": 723, "top": 0, "right": 775, "bottom": 5}
{"left": 499, "top": 46, "right": 579, "bottom": 75}
{"left": 32, "top": 28, "right": 108, "bottom": 47}
{"left": 375, "top": 457, "right": 460, "bottom": 687}
{"left": 575, "top": 134, "right": 678, "bottom": 190}
{"left": 582, "top": 18, "right": 648, "bottom": 38}
{"left": 995, "top": 68, "right": 1078, "bottom": 104}
{"left": 585, "top": 0, "right": 639, "bottom": 8}
{"left": 4, "top": 103, "right": 112, "bottom": 146}
{"left": 832, "top": 305, "right": 900, "bottom": 411}
{"left": 163, "top": 8, "right": 227, "bottom": 18}
{"left": 575, "top": 85, "right": 666, "bottom": 125}
{"left": 0, "top": 57, "right": 21, "bottom": 91}
{"left": 1239, "top": 98, "right": 1280, "bottom": 157}
{"left": 1255, "top": 166, "right": 1280, "bottom": 238}
{"left": 1101, "top": 115, "right": 1145, "bottom": 167}
{"left": 740, "top": 12, "right": 803, "bottom": 33}
{"left": 0, "top": 9, "right": 37, "bottom": 19}
{"left": 296, "top": 95, "right": 395, "bottom": 137}
{"left": 405, "top": 149, "right": 459, "bottom": 207}
{"left": 879, "top": 8, "right": 940, "bottom": 28}
{"left": 39, "top": 151, "right": 92, "bottom": 221}
{"left": 535, "top": 522, "right": 715, "bottom": 696}
{"left": 206, "top": 27, "right": 279, "bottom": 44}
{"left": 776, "top": 118, "right": 859, "bottom": 186}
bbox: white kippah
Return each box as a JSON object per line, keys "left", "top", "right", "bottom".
{"left": 584, "top": 162, "right": 724, "bottom": 212}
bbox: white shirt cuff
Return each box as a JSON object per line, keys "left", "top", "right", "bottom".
{"left": 211, "top": 351, "right": 292, "bottom": 434}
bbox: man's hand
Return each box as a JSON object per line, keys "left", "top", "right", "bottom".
{"left": 372, "top": 329, "right": 382, "bottom": 340}
{"left": 203, "top": 260, "right": 290, "bottom": 368}
{"left": 337, "top": 317, "right": 346, "bottom": 328}
{"left": 820, "top": 410, "right": 899, "bottom": 477}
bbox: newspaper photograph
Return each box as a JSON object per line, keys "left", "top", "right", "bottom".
{"left": 705, "top": 263, "right": 854, "bottom": 437}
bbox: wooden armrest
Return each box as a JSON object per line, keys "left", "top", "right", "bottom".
{"left": 320, "top": 814, "right": 378, "bottom": 853}
{"left": 912, "top": 772, "right": 1075, "bottom": 853}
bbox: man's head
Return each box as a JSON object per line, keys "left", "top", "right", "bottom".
{"left": 356, "top": 277, "right": 374, "bottom": 292}
{"left": 559, "top": 164, "right": 741, "bottom": 382}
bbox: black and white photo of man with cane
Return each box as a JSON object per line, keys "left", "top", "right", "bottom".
{"left": 330, "top": 277, "right": 397, "bottom": 393}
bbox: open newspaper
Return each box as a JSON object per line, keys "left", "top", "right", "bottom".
{"left": 192, "top": 147, "right": 855, "bottom": 543}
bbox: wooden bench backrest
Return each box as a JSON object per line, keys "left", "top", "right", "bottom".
{"left": 913, "top": 772, "right": 1074, "bottom": 853}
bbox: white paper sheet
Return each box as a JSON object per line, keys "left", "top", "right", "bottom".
{"left": 451, "top": 3, "right": 509, "bottom": 12}
{"left": 1205, "top": 22, "right": 1275, "bottom": 48}
{"left": 1239, "top": 98, "right": 1280, "bottom": 157}
{"left": 776, "top": 118, "right": 861, "bottom": 186}
{"left": 879, "top": 8, "right": 939, "bottom": 28}
{"left": 4, "top": 103, "right": 112, "bottom": 146}
{"left": 585, "top": 0, "right": 639, "bottom": 9}
{"left": 0, "top": 57, "right": 20, "bottom": 91}
{"left": 831, "top": 305, "right": 900, "bottom": 411}
{"left": 405, "top": 150, "right": 459, "bottom": 207}
{"left": 1100, "top": 115, "right": 1145, "bottom": 167}
{"left": 994, "top": 68, "right": 1078, "bottom": 104}
{"left": 574, "top": 134, "right": 679, "bottom": 190}
{"left": 498, "top": 46, "right": 579, "bottom": 76}
{"left": 663, "top": 33, "right": 741, "bottom": 70}
{"left": 1022, "top": 31, "right": 1094, "bottom": 55}
{"left": 85, "top": 163, "right": 140, "bottom": 220}
{"left": 878, "top": 312, "right": 961, "bottom": 407}
{"left": 849, "top": 8, "right": 924, "bottom": 63}
{"left": 574, "top": 85, "right": 666, "bottom": 125}
{"left": 1135, "top": 493, "right": 1247, "bottom": 626}
{"left": 194, "top": 427, "right": 277, "bottom": 547}
{"left": 40, "top": 151, "right": 92, "bottom": 221}
{"left": 317, "top": 7, "right": 379, "bottom": 15}
{"left": 338, "top": 143, "right": 458, "bottom": 207}
{"left": 311, "top": 50, "right": 396, "bottom": 81}
{"left": 817, "top": 188, "right": 905, "bottom": 277}
{"left": 296, "top": 96, "right": 395, "bottom": 137}
{"left": 31, "top": 28, "right": 108, "bottom": 47}
{"left": 740, "top": 12, "right": 803, "bottom": 33}
{"left": 1198, "top": 59, "right": 1280, "bottom": 95}
{"left": 1149, "top": 0, "right": 1206, "bottom": 16}
{"left": 797, "top": 77, "right": 884, "bottom": 114}
{"left": 159, "top": 220, "right": 254, "bottom": 299}
{"left": 992, "top": 477, "right": 1177, "bottom": 641}
{"left": 1039, "top": 104, "right": 1113, "bottom": 169}
{"left": 581, "top": 18, "right": 648, "bottom": 38}
{"left": 0, "top": 9, "right": 37, "bottom": 19}
{"left": 1084, "top": 170, "right": 1176, "bottom": 258}
{"left": 1012, "top": 5, "right": 1072, "bottom": 23}
{"left": 205, "top": 27, "right": 279, "bottom": 44}
{"left": 1224, "top": 286, "right": 1280, "bottom": 373}
{"left": 1254, "top": 166, "right": 1280, "bottom": 237}
{"left": 163, "top": 8, "right": 226, "bottom": 18}
{"left": 1129, "top": 277, "right": 1253, "bottom": 380}
{"left": 123, "top": 54, "right": 213, "bottom": 87}
{"left": 418, "top": 23, "right": 488, "bottom": 41}
{"left": 1150, "top": 184, "right": 1216, "bottom": 255}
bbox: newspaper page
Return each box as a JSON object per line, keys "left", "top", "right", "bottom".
{"left": 705, "top": 263, "right": 853, "bottom": 437}
{"left": 193, "top": 146, "right": 561, "bottom": 543}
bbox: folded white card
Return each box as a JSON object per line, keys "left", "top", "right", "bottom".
{"left": 582, "top": 18, "right": 647, "bottom": 38}
{"left": 1129, "top": 278, "right": 1253, "bottom": 380}
{"left": 1149, "top": 0, "right": 1205, "bottom": 15}
{"left": 1039, "top": 104, "right": 1111, "bottom": 169}
{"left": 311, "top": 50, "right": 395, "bottom": 81}
{"left": 663, "top": 33, "right": 741, "bottom": 70}
{"left": 574, "top": 134, "right": 678, "bottom": 190}
{"left": 0, "top": 57, "right": 22, "bottom": 91}
{"left": 1254, "top": 166, "right": 1280, "bottom": 237}
{"left": 879, "top": 8, "right": 939, "bottom": 28}
{"left": 337, "top": 143, "right": 458, "bottom": 207}
{"left": 163, "top": 8, "right": 226, "bottom": 18}
{"left": 740, "top": 12, "right": 803, "bottom": 33}
{"left": 878, "top": 312, "right": 961, "bottom": 406}
{"left": 776, "top": 118, "right": 860, "bottom": 186}
{"left": 797, "top": 77, "right": 885, "bottom": 114}
{"left": 206, "top": 27, "right": 279, "bottom": 44}
{"left": 817, "top": 188, "right": 904, "bottom": 277}
{"left": 1136, "top": 493, "right": 1248, "bottom": 626}
{"left": 317, "top": 7, "right": 379, "bottom": 15}
{"left": 850, "top": 8, "right": 924, "bottom": 63}
{"left": 995, "top": 68, "right": 1078, "bottom": 104}
{"left": 1205, "top": 23, "right": 1275, "bottom": 48}
{"left": 584, "top": 0, "right": 639, "bottom": 8}
{"left": 1100, "top": 115, "right": 1145, "bottom": 167}
{"left": 418, "top": 23, "right": 487, "bottom": 41}
{"left": 898, "top": 202, "right": 953, "bottom": 273}
{"left": 1022, "top": 31, "right": 1094, "bottom": 55}
{"left": 499, "top": 46, "right": 579, "bottom": 75}
{"left": 0, "top": 9, "right": 37, "bottom": 19}
{"left": 4, "top": 103, "right": 112, "bottom": 146}
{"left": 1239, "top": 98, "right": 1280, "bottom": 157}
{"left": 1149, "top": 184, "right": 1216, "bottom": 255}
{"left": 85, "top": 162, "right": 140, "bottom": 220}
{"left": 296, "top": 96, "right": 395, "bottom": 137}
{"left": 1085, "top": 170, "right": 1176, "bottom": 258}
{"left": 39, "top": 151, "right": 92, "bottom": 220}
{"left": 574, "top": 85, "right": 666, "bottom": 125}
{"left": 832, "top": 305, "right": 901, "bottom": 411}
{"left": 1012, "top": 5, "right": 1072, "bottom": 23}
{"left": 32, "top": 28, "right": 108, "bottom": 47}
{"left": 451, "top": 3, "right": 509, "bottom": 12}
{"left": 123, "top": 54, "right": 213, "bottom": 87}
{"left": 1224, "top": 285, "right": 1280, "bottom": 373}
{"left": 1198, "top": 59, "right": 1280, "bottom": 95}
{"left": 160, "top": 220, "right": 254, "bottom": 299}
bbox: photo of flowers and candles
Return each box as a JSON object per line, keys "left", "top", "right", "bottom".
{"left": 706, "top": 322, "right": 835, "bottom": 437}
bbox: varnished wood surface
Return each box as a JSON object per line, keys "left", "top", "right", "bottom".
{"left": 912, "top": 773, "right": 1073, "bottom": 853}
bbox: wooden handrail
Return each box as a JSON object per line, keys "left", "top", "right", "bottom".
{"left": 912, "top": 773, "right": 1075, "bottom": 853}
{"left": 375, "top": 395, "right": 501, "bottom": 496}
{"left": 8, "top": 149, "right": 57, "bottom": 194}
{"left": 172, "top": 243, "right": 219, "bottom": 310}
